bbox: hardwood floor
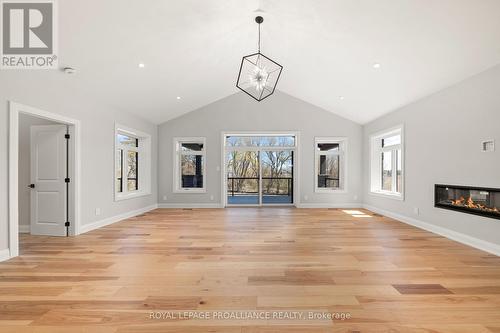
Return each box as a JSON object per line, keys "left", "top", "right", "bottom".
{"left": 1, "top": 208, "right": 500, "bottom": 332}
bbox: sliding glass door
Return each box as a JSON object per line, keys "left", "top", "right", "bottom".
{"left": 224, "top": 134, "right": 296, "bottom": 206}
{"left": 226, "top": 151, "right": 260, "bottom": 205}
{"left": 261, "top": 150, "right": 293, "bottom": 204}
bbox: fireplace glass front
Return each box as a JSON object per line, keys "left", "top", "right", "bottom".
{"left": 435, "top": 184, "right": 500, "bottom": 220}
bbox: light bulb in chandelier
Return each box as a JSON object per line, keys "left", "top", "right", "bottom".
{"left": 249, "top": 65, "right": 269, "bottom": 91}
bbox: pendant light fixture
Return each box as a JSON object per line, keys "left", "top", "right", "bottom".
{"left": 236, "top": 16, "right": 283, "bottom": 101}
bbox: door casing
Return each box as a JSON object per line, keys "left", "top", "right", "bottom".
{"left": 8, "top": 102, "right": 81, "bottom": 259}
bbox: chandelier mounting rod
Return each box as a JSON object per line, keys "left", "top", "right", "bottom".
{"left": 255, "top": 16, "right": 263, "bottom": 53}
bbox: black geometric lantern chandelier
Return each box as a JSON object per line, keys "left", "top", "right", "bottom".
{"left": 236, "top": 16, "right": 283, "bottom": 101}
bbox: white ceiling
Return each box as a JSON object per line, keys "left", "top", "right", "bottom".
{"left": 26, "top": 0, "right": 500, "bottom": 123}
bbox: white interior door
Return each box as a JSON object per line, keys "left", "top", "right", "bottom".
{"left": 30, "top": 125, "right": 68, "bottom": 236}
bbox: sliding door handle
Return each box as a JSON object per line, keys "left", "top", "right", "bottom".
{"left": 28, "top": 184, "right": 35, "bottom": 189}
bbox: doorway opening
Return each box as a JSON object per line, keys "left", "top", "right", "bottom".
{"left": 222, "top": 133, "right": 298, "bottom": 207}
{"left": 8, "top": 102, "right": 81, "bottom": 258}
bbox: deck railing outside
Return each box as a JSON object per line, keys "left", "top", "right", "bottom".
{"left": 227, "top": 177, "right": 293, "bottom": 197}
{"left": 317, "top": 176, "right": 340, "bottom": 188}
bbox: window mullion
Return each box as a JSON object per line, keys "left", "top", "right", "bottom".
{"left": 178, "top": 150, "right": 182, "bottom": 190}
{"left": 392, "top": 148, "right": 397, "bottom": 192}
{"left": 380, "top": 151, "right": 384, "bottom": 191}
{"left": 123, "top": 147, "right": 128, "bottom": 195}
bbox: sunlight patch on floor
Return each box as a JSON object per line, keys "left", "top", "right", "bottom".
{"left": 342, "top": 210, "right": 372, "bottom": 218}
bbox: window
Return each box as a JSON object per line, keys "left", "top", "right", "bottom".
{"left": 370, "top": 126, "right": 404, "bottom": 199}
{"left": 226, "top": 135, "right": 295, "bottom": 147}
{"left": 115, "top": 125, "right": 152, "bottom": 201}
{"left": 315, "top": 137, "right": 347, "bottom": 192}
{"left": 174, "top": 137, "right": 206, "bottom": 193}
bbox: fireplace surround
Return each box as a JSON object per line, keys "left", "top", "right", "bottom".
{"left": 435, "top": 184, "right": 500, "bottom": 220}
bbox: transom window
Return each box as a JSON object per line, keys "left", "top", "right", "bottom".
{"left": 315, "top": 137, "right": 347, "bottom": 192}
{"left": 226, "top": 135, "right": 295, "bottom": 147}
{"left": 370, "top": 126, "right": 404, "bottom": 199}
{"left": 115, "top": 125, "right": 152, "bottom": 201}
{"left": 174, "top": 138, "right": 206, "bottom": 193}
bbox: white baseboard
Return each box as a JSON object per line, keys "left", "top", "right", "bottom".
{"left": 18, "top": 225, "right": 30, "bottom": 233}
{"left": 158, "top": 203, "right": 361, "bottom": 209}
{"left": 79, "top": 204, "right": 158, "bottom": 234}
{"left": 295, "top": 203, "right": 361, "bottom": 209}
{"left": 0, "top": 248, "right": 10, "bottom": 262}
{"left": 363, "top": 204, "right": 500, "bottom": 257}
{"left": 158, "top": 203, "right": 223, "bottom": 209}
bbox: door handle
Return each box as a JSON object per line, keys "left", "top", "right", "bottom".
{"left": 28, "top": 184, "right": 35, "bottom": 189}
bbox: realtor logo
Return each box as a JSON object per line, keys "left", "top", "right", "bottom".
{"left": 1, "top": 0, "right": 58, "bottom": 69}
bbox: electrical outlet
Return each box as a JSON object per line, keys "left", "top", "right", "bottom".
{"left": 353, "top": 195, "right": 358, "bottom": 201}
{"left": 210, "top": 195, "right": 214, "bottom": 201}
{"left": 163, "top": 195, "right": 167, "bottom": 201}
{"left": 95, "top": 208, "right": 101, "bottom": 216}
{"left": 304, "top": 195, "right": 308, "bottom": 201}
{"left": 413, "top": 207, "right": 419, "bottom": 215}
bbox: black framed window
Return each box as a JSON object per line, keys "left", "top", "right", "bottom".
{"left": 116, "top": 149, "right": 123, "bottom": 193}
{"left": 116, "top": 133, "right": 140, "bottom": 194}
{"left": 175, "top": 138, "right": 206, "bottom": 192}
{"left": 315, "top": 138, "right": 346, "bottom": 191}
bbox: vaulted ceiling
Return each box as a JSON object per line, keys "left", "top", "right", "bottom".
{"left": 8, "top": 0, "right": 500, "bottom": 124}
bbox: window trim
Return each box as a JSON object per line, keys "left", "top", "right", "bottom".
{"left": 114, "top": 124, "right": 152, "bottom": 202}
{"left": 314, "top": 137, "right": 348, "bottom": 193}
{"left": 173, "top": 137, "right": 207, "bottom": 193}
{"left": 369, "top": 125, "right": 405, "bottom": 200}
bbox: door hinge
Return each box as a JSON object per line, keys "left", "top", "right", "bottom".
{"left": 65, "top": 222, "right": 70, "bottom": 227}
{"left": 65, "top": 134, "right": 70, "bottom": 139}
{"left": 65, "top": 178, "right": 70, "bottom": 183}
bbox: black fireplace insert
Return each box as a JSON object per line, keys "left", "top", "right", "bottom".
{"left": 435, "top": 184, "right": 500, "bottom": 220}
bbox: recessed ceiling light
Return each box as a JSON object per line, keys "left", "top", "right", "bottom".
{"left": 176, "top": 96, "right": 181, "bottom": 100}
{"left": 372, "top": 63, "right": 381, "bottom": 69}
{"left": 138, "top": 63, "right": 145, "bottom": 68}
{"left": 339, "top": 96, "right": 345, "bottom": 100}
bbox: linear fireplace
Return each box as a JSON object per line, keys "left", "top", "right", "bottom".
{"left": 435, "top": 184, "right": 500, "bottom": 220}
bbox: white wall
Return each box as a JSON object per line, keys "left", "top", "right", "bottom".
{"left": 0, "top": 72, "right": 158, "bottom": 253}
{"left": 18, "top": 114, "right": 59, "bottom": 228}
{"left": 158, "top": 91, "right": 363, "bottom": 207}
{"left": 363, "top": 64, "right": 500, "bottom": 246}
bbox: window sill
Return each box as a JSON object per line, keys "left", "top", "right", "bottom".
{"left": 370, "top": 190, "right": 404, "bottom": 201}
{"left": 315, "top": 188, "right": 347, "bottom": 194}
{"left": 174, "top": 189, "right": 207, "bottom": 194}
{"left": 115, "top": 191, "right": 151, "bottom": 202}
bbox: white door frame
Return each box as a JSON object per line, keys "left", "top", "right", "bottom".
{"left": 220, "top": 131, "right": 300, "bottom": 207}
{"left": 8, "top": 101, "right": 81, "bottom": 258}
